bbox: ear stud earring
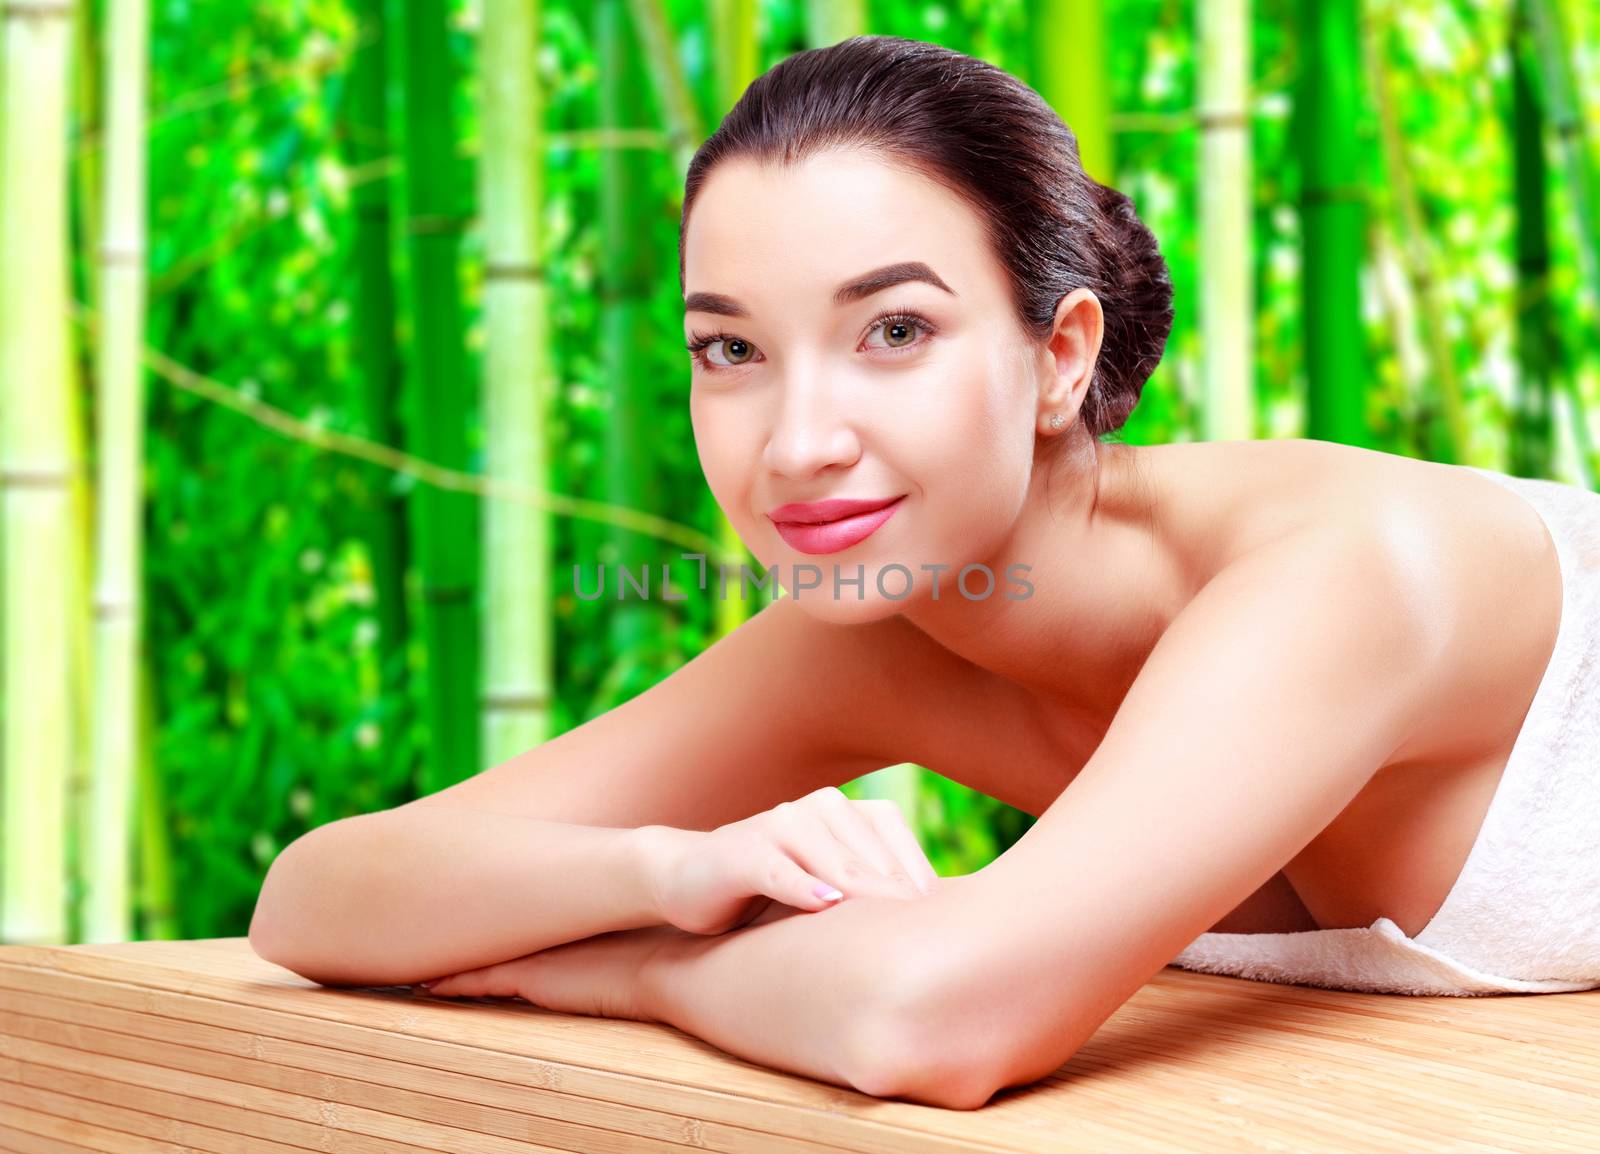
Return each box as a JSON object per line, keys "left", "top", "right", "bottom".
{"left": 1048, "top": 413, "right": 1066, "bottom": 430}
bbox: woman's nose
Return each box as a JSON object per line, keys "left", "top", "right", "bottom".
{"left": 762, "top": 371, "right": 861, "bottom": 480}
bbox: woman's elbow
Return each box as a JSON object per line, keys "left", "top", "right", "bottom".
{"left": 247, "top": 830, "right": 334, "bottom": 976}
{"left": 860, "top": 941, "right": 1086, "bottom": 1108}
{"left": 863, "top": 1005, "right": 1080, "bottom": 1110}
{"left": 851, "top": 1031, "right": 1007, "bottom": 1111}
{"left": 247, "top": 854, "right": 294, "bottom": 961}
{"left": 842, "top": 957, "right": 1011, "bottom": 1109}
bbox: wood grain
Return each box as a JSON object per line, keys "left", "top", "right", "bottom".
{"left": 0, "top": 938, "right": 1596, "bottom": 1152}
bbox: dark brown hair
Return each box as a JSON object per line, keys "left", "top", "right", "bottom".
{"left": 678, "top": 34, "right": 1174, "bottom": 441}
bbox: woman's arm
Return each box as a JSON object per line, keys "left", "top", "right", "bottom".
{"left": 248, "top": 805, "right": 662, "bottom": 987}
{"left": 639, "top": 875, "right": 987, "bottom": 1108}
{"left": 866, "top": 529, "right": 1444, "bottom": 1102}
{"left": 414, "top": 872, "right": 991, "bottom": 1106}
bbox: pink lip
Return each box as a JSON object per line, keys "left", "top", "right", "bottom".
{"left": 770, "top": 495, "right": 906, "bottom": 555}
{"left": 767, "top": 495, "right": 905, "bottom": 524}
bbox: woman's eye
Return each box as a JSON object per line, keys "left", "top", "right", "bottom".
{"left": 686, "top": 334, "right": 759, "bottom": 370}
{"left": 709, "top": 337, "right": 757, "bottom": 366}
{"left": 864, "top": 314, "right": 933, "bottom": 352}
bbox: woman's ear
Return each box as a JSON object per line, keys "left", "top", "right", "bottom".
{"left": 1035, "top": 288, "right": 1105, "bottom": 435}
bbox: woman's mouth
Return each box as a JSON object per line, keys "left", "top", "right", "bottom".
{"left": 770, "top": 496, "right": 906, "bottom": 555}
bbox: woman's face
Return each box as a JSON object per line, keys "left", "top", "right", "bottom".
{"left": 682, "top": 149, "right": 1062, "bottom": 626}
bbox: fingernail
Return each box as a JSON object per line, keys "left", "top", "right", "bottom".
{"left": 813, "top": 883, "right": 844, "bottom": 901}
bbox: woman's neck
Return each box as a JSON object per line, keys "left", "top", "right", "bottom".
{"left": 897, "top": 439, "right": 1183, "bottom": 714}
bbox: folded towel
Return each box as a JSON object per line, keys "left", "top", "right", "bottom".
{"left": 1173, "top": 917, "right": 1599, "bottom": 996}
{"left": 1169, "top": 465, "right": 1600, "bottom": 996}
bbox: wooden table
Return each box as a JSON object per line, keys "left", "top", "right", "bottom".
{"left": 1, "top": 938, "right": 1597, "bottom": 1152}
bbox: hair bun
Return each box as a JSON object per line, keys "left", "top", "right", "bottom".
{"left": 1076, "top": 179, "right": 1174, "bottom": 437}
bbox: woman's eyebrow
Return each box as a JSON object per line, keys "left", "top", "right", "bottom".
{"left": 683, "top": 261, "right": 957, "bottom": 317}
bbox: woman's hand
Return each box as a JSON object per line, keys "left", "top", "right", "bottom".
{"left": 644, "top": 786, "right": 940, "bottom": 936}
{"left": 413, "top": 902, "right": 810, "bottom": 1021}
{"left": 413, "top": 923, "right": 690, "bottom": 1022}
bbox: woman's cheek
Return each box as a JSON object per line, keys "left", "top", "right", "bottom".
{"left": 691, "top": 408, "right": 753, "bottom": 519}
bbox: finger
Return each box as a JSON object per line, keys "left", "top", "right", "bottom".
{"left": 422, "top": 971, "right": 479, "bottom": 997}
{"left": 813, "top": 792, "right": 905, "bottom": 881}
{"left": 747, "top": 848, "right": 849, "bottom": 910}
{"left": 858, "top": 800, "right": 939, "bottom": 894}
{"left": 423, "top": 960, "right": 522, "bottom": 999}
{"left": 811, "top": 795, "right": 924, "bottom": 898}
{"left": 771, "top": 811, "right": 909, "bottom": 901}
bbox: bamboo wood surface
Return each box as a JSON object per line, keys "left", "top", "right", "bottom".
{"left": 0, "top": 938, "right": 1597, "bottom": 1152}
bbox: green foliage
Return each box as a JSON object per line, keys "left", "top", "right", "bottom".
{"left": 59, "top": 0, "right": 1600, "bottom": 939}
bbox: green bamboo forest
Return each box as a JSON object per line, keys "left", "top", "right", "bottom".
{"left": 0, "top": 0, "right": 1596, "bottom": 949}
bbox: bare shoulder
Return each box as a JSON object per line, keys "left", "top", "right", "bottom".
{"left": 398, "top": 591, "right": 988, "bottom": 832}
{"left": 1184, "top": 514, "right": 1444, "bottom": 693}
{"left": 1162, "top": 438, "right": 1562, "bottom": 766}
{"left": 1144, "top": 438, "right": 1456, "bottom": 658}
{"left": 1152, "top": 437, "right": 1551, "bottom": 641}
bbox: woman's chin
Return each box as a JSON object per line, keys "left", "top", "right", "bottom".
{"left": 770, "top": 562, "right": 920, "bottom": 625}
{"left": 783, "top": 591, "right": 907, "bottom": 626}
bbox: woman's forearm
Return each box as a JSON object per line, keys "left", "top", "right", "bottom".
{"left": 640, "top": 877, "right": 969, "bottom": 1100}
{"left": 249, "top": 805, "right": 665, "bottom": 987}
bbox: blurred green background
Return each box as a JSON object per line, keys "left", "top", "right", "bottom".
{"left": 0, "top": 0, "right": 1596, "bottom": 948}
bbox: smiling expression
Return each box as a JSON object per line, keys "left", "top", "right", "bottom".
{"left": 682, "top": 148, "right": 1084, "bottom": 624}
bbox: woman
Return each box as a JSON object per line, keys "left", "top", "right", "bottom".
{"left": 250, "top": 35, "right": 1600, "bottom": 1109}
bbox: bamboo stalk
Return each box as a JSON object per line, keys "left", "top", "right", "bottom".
{"left": 81, "top": 0, "right": 147, "bottom": 944}
{"left": 1521, "top": 0, "right": 1600, "bottom": 485}
{"left": 1297, "top": 0, "right": 1368, "bottom": 445}
{"left": 64, "top": 0, "right": 97, "bottom": 950}
{"left": 345, "top": 0, "right": 410, "bottom": 717}
{"left": 134, "top": 646, "right": 175, "bottom": 938}
{"left": 66, "top": 271, "right": 93, "bottom": 945}
{"left": 1196, "top": 0, "right": 1255, "bottom": 442}
{"left": 70, "top": 0, "right": 99, "bottom": 309}
{"left": 591, "top": 0, "right": 661, "bottom": 714}
{"left": 0, "top": 0, "right": 77, "bottom": 945}
{"left": 1510, "top": 0, "right": 1559, "bottom": 480}
{"left": 479, "top": 0, "right": 554, "bottom": 763}
{"left": 399, "top": 0, "right": 480, "bottom": 792}
{"left": 1028, "top": 0, "right": 1113, "bottom": 183}
{"left": 1524, "top": 0, "right": 1599, "bottom": 332}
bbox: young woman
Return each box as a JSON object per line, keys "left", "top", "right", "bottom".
{"left": 250, "top": 35, "right": 1600, "bottom": 1110}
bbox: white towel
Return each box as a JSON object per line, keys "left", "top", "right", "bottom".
{"left": 1169, "top": 465, "right": 1600, "bottom": 996}
{"left": 1171, "top": 917, "right": 1599, "bottom": 996}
